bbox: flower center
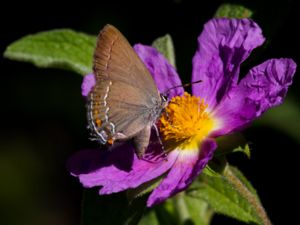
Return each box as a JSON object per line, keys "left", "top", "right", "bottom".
{"left": 159, "top": 92, "right": 215, "bottom": 151}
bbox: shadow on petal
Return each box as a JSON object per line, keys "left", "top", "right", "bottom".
{"left": 67, "top": 131, "right": 171, "bottom": 176}
{"left": 67, "top": 142, "right": 135, "bottom": 176}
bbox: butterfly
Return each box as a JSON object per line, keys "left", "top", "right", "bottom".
{"left": 87, "top": 24, "right": 167, "bottom": 158}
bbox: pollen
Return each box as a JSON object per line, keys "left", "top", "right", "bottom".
{"left": 159, "top": 92, "right": 215, "bottom": 151}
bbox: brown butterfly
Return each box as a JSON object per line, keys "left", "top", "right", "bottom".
{"left": 87, "top": 24, "right": 167, "bottom": 158}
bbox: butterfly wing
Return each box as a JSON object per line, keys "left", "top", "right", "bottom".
{"left": 88, "top": 24, "right": 161, "bottom": 144}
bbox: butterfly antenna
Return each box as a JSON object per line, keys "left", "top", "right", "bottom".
{"left": 164, "top": 80, "right": 202, "bottom": 96}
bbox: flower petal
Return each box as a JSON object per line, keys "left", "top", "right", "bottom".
{"left": 214, "top": 58, "right": 297, "bottom": 135}
{"left": 134, "top": 44, "right": 184, "bottom": 97}
{"left": 192, "top": 18, "right": 265, "bottom": 108}
{"left": 67, "top": 141, "right": 179, "bottom": 195}
{"left": 147, "top": 139, "right": 217, "bottom": 206}
{"left": 81, "top": 73, "right": 96, "bottom": 97}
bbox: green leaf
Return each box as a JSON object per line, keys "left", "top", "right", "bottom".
{"left": 232, "top": 144, "right": 251, "bottom": 159}
{"left": 229, "top": 166, "right": 258, "bottom": 198}
{"left": 4, "top": 29, "right": 96, "bottom": 75}
{"left": 202, "top": 165, "right": 222, "bottom": 178}
{"left": 152, "top": 34, "right": 176, "bottom": 67}
{"left": 187, "top": 166, "right": 268, "bottom": 224}
{"left": 82, "top": 189, "right": 146, "bottom": 225}
{"left": 215, "top": 4, "right": 253, "bottom": 18}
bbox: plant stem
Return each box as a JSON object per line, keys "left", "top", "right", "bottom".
{"left": 223, "top": 166, "right": 272, "bottom": 225}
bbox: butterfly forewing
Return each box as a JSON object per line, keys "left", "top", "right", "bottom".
{"left": 88, "top": 24, "right": 162, "bottom": 144}
{"left": 93, "top": 25, "right": 158, "bottom": 100}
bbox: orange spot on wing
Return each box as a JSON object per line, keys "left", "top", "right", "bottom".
{"left": 107, "top": 138, "right": 114, "bottom": 145}
{"left": 95, "top": 119, "right": 102, "bottom": 127}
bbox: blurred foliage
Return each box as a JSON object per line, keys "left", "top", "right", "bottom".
{"left": 4, "top": 29, "right": 95, "bottom": 75}
{"left": 215, "top": 4, "right": 253, "bottom": 18}
{"left": 152, "top": 34, "right": 176, "bottom": 67}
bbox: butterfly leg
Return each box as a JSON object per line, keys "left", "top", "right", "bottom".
{"left": 153, "top": 124, "right": 167, "bottom": 160}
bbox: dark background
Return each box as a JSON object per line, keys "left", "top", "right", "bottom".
{"left": 1, "top": 0, "right": 299, "bottom": 224}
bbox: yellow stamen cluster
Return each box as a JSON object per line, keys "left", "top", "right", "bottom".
{"left": 159, "top": 92, "right": 215, "bottom": 151}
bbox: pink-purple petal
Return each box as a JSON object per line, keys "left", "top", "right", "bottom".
{"left": 68, "top": 141, "right": 179, "bottom": 195}
{"left": 81, "top": 73, "right": 96, "bottom": 97}
{"left": 147, "top": 139, "right": 217, "bottom": 207}
{"left": 192, "top": 18, "right": 265, "bottom": 108}
{"left": 71, "top": 18, "right": 297, "bottom": 207}
{"left": 214, "top": 58, "right": 297, "bottom": 135}
{"left": 134, "top": 44, "right": 184, "bottom": 97}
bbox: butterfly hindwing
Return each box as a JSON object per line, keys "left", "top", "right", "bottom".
{"left": 88, "top": 24, "right": 163, "bottom": 147}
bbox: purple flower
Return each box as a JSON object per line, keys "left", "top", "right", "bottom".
{"left": 68, "top": 18, "right": 296, "bottom": 207}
